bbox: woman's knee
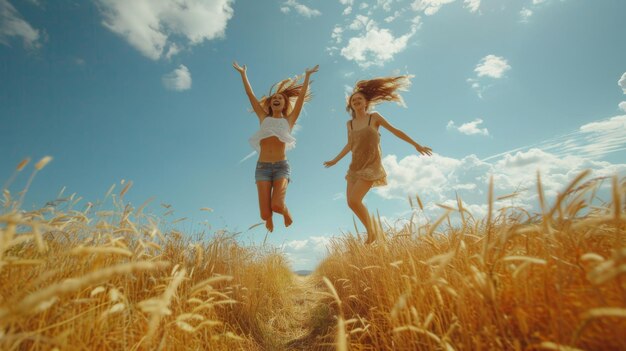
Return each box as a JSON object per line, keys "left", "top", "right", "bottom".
{"left": 347, "top": 197, "right": 361, "bottom": 210}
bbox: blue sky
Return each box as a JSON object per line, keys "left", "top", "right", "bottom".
{"left": 2, "top": 0, "right": 625, "bottom": 270}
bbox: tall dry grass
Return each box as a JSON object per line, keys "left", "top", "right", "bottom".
{"left": 2, "top": 157, "right": 625, "bottom": 351}
{"left": 0, "top": 158, "right": 296, "bottom": 350}
{"left": 311, "top": 173, "right": 626, "bottom": 350}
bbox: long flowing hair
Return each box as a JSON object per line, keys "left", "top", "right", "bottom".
{"left": 259, "top": 75, "right": 313, "bottom": 117}
{"left": 346, "top": 75, "right": 412, "bottom": 118}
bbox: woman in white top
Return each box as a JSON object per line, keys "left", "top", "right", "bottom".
{"left": 233, "top": 62, "right": 318, "bottom": 232}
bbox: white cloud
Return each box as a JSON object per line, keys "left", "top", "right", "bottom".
{"left": 464, "top": 0, "right": 480, "bottom": 13}
{"left": 619, "top": 102, "right": 626, "bottom": 112}
{"left": 384, "top": 10, "right": 403, "bottom": 23}
{"left": 331, "top": 26, "right": 343, "bottom": 43}
{"left": 376, "top": 0, "right": 394, "bottom": 12}
{"left": 468, "top": 55, "right": 511, "bottom": 97}
{"left": 376, "top": 150, "right": 626, "bottom": 219}
{"left": 520, "top": 7, "right": 533, "bottom": 22}
{"left": 374, "top": 115, "right": 626, "bottom": 223}
{"left": 411, "top": 0, "right": 456, "bottom": 16}
{"left": 340, "top": 19, "right": 417, "bottom": 68}
{"left": 343, "top": 6, "right": 353, "bottom": 15}
{"left": 162, "top": 64, "right": 192, "bottom": 91}
{"left": 165, "top": 42, "right": 181, "bottom": 60}
{"left": 96, "top": 0, "right": 234, "bottom": 60}
{"left": 339, "top": 0, "right": 354, "bottom": 4}
{"left": 281, "top": 0, "right": 321, "bottom": 18}
{"left": 281, "top": 235, "right": 333, "bottom": 270}
{"left": 348, "top": 15, "right": 372, "bottom": 31}
{"left": 447, "top": 118, "right": 489, "bottom": 136}
{"left": 0, "top": 0, "right": 41, "bottom": 49}
{"left": 474, "top": 55, "right": 511, "bottom": 78}
{"left": 619, "top": 72, "right": 626, "bottom": 94}
{"left": 484, "top": 115, "right": 626, "bottom": 161}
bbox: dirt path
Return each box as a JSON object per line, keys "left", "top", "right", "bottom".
{"left": 265, "top": 274, "right": 329, "bottom": 350}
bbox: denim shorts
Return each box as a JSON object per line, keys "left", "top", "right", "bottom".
{"left": 255, "top": 160, "right": 291, "bottom": 183}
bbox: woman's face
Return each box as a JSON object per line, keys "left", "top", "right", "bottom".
{"left": 350, "top": 92, "right": 368, "bottom": 112}
{"left": 270, "top": 94, "right": 286, "bottom": 114}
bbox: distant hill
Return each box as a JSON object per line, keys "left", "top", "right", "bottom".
{"left": 294, "top": 270, "right": 312, "bottom": 276}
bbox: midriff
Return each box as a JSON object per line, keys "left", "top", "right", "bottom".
{"left": 259, "top": 136, "right": 287, "bottom": 162}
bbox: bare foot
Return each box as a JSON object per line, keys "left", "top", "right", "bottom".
{"left": 266, "top": 217, "right": 274, "bottom": 232}
{"left": 283, "top": 208, "right": 293, "bottom": 227}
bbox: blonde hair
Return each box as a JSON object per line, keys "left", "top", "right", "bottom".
{"left": 259, "top": 75, "right": 313, "bottom": 117}
{"left": 346, "top": 75, "right": 412, "bottom": 118}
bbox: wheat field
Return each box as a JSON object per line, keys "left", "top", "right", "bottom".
{"left": 1, "top": 159, "right": 625, "bottom": 350}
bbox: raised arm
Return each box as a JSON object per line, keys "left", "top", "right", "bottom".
{"left": 233, "top": 62, "right": 266, "bottom": 119}
{"left": 288, "top": 64, "right": 319, "bottom": 127}
{"left": 373, "top": 112, "right": 433, "bottom": 156}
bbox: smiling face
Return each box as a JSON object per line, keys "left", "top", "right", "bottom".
{"left": 348, "top": 92, "right": 369, "bottom": 118}
{"left": 270, "top": 93, "right": 287, "bottom": 115}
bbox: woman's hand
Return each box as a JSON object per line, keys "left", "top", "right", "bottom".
{"left": 305, "top": 64, "right": 319, "bottom": 76}
{"left": 323, "top": 159, "right": 337, "bottom": 168}
{"left": 232, "top": 62, "right": 246, "bottom": 74}
{"left": 415, "top": 144, "right": 433, "bottom": 156}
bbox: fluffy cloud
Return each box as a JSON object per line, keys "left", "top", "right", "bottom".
{"left": 485, "top": 115, "right": 626, "bottom": 162}
{"left": 281, "top": 236, "right": 333, "bottom": 270}
{"left": 411, "top": 0, "right": 456, "bottom": 16}
{"left": 281, "top": 0, "right": 321, "bottom": 17}
{"left": 376, "top": 0, "right": 394, "bottom": 12}
{"left": 447, "top": 118, "right": 490, "bottom": 136}
{"left": 375, "top": 114, "right": 626, "bottom": 221}
{"left": 468, "top": 55, "right": 511, "bottom": 97}
{"left": 340, "top": 19, "right": 417, "bottom": 68}
{"left": 331, "top": 26, "right": 343, "bottom": 43}
{"left": 0, "top": 0, "right": 41, "bottom": 49}
{"left": 96, "top": 0, "right": 234, "bottom": 60}
{"left": 384, "top": 10, "right": 403, "bottom": 23}
{"left": 474, "top": 55, "right": 511, "bottom": 78}
{"left": 619, "top": 102, "right": 626, "bottom": 112}
{"left": 464, "top": 0, "right": 480, "bottom": 13}
{"left": 162, "top": 64, "right": 192, "bottom": 91}
{"left": 376, "top": 149, "right": 626, "bottom": 220}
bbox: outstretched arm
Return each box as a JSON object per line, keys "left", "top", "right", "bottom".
{"left": 324, "top": 143, "right": 350, "bottom": 168}
{"left": 288, "top": 64, "right": 319, "bottom": 128}
{"left": 233, "top": 62, "right": 266, "bottom": 119}
{"left": 324, "top": 123, "right": 351, "bottom": 167}
{"left": 374, "top": 112, "right": 433, "bottom": 156}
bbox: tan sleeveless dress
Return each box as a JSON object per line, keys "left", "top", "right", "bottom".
{"left": 345, "top": 115, "right": 387, "bottom": 187}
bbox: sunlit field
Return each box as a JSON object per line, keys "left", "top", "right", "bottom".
{"left": 1, "top": 159, "right": 625, "bottom": 350}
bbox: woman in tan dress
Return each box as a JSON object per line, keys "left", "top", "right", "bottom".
{"left": 324, "top": 76, "right": 432, "bottom": 244}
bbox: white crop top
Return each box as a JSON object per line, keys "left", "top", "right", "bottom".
{"left": 249, "top": 117, "right": 296, "bottom": 153}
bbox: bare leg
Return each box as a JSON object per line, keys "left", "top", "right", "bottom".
{"left": 271, "top": 178, "right": 292, "bottom": 227}
{"left": 347, "top": 179, "right": 375, "bottom": 243}
{"left": 257, "top": 181, "right": 273, "bottom": 232}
